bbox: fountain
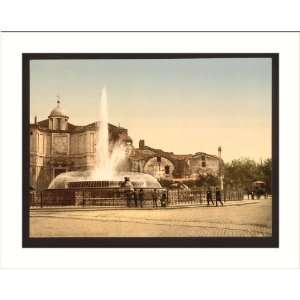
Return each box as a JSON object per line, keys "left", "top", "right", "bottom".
{"left": 43, "top": 87, "right": 161, "bottom": 207}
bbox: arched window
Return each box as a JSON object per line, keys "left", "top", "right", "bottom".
{"left": 165, "top": 165, "right": 170, "bottom": 175}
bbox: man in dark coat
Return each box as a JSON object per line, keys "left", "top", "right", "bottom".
{"left": 161, "top": 191, "right": 167, "bottom": 207}
{"left": 206, "top": 187, "right": 214, "bottom": 206}
{"left": 134, "top": 189, "right": 139, "bottom": 207}
{"left": 215, "top": 187, "right": 224, "bottom": 207}
{"left": 124, "top": 177, "right": 134, "bottom": 207}
{"left": 152, "top": 189, "right": 158, "bottom": 208}
{"left": 138, "top": 189, "right": 144, "bottom": 208}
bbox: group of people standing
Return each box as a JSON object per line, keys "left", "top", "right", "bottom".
{"left": 122, "top": 177, "right": 167, "bottom": 208}
{"left": 122, "top": 177, "right": 224, "bottom": 208}
{"left": 151, "top": 188, "right": 167, "bottom": 208}
{"left": 206, "top": 187, "right": 223, "bottom": 207}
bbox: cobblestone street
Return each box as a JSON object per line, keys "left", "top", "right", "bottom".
{"left": 30, "top": 198, "right": 272, "bottom": 237}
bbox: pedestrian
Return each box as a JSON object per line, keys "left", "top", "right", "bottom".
{"left": 161, "top": 191, "right": 167, "bottom": 207}
{"left": 134, "top": 189, "right": 139, "bottom": 207}
{"left": 138, "top": 188, "right": 144, "bottom": 208}
{"left": 215, "top": 187, "right": 224, "bottom": 207}
{"left": 247, "top": 189, "right": 251, "bottom": 200}
{"left": 124, "top": 177, "right": 134, "bottom": 207}
{"left": 206, "top": 187, "right": 214, "bottom": 206}
{"left": 152, "top": 188, "right": 158, "bottom": 208}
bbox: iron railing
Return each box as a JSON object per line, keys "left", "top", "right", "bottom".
{"left": 30, "top": 188, "right": 245, "bottom": 208}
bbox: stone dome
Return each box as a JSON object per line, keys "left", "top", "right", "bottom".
{"left": 49, "top": 100, "right": 66, "bottom": 117}
{"left": 48, "top": 99, "right": 69, "bottom": 131}
{"left": 49, "top": 100, "right": 68, "bottom": 117}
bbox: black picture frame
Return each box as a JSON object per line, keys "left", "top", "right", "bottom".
{"left": 22, "top": 53, "right": 279, "bottom": 248}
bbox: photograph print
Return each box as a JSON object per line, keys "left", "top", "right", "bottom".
{"left": 23, "top": 53, "right": 278, "bottom": 247}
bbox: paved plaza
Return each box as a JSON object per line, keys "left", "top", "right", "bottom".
{"left": 30, "top": 198, "right": 272, "bottom": 238}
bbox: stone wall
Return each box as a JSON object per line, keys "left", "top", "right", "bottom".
{"left": 143, "top": 156, "right": 175, "bottom": 179}
{"left": 189, "top": 154, "right": 220, "bottom": 177}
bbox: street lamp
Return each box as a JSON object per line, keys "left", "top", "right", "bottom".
{"left": 218, "top": 146, "right": 223, "bottom": 190}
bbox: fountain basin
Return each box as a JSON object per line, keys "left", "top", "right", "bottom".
{"left": 68, "top": 180, "right": 122, "bottom": 188}
{"left": 49, "top": 171, "right": 162, "bottom": 189}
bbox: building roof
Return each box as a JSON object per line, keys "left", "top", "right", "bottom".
{"left": 30, "top": 119, "right": 128, "bottom": 134}
{"left": 133, "top": 144, "right": 221, "bottom": 163}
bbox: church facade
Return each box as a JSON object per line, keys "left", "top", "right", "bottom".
{"left": 30, "top": 101, "right": 223, "bottom": 192}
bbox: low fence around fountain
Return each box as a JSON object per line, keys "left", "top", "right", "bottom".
{"left": 30, "top": 188, "right": 244, "bottom": 208}
{"left": 166, "top": 189, "right": 244, "bottom": 206}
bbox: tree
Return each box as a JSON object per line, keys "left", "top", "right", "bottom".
{"left": 198, "top": 174, "right": 219, "bottom": 187}
{"left": 257, "top": 158, "right": 272, "bottom": 193}
{"left": 224, "top": 158, "right": 272, "bottom": 192}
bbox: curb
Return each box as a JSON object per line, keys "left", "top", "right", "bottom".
{"left": 30, "top": 200, "right": 261, "bottom": 213}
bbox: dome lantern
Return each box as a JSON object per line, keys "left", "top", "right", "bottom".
{"left": 48, "top": 96, "right": 69, "bottom": 130}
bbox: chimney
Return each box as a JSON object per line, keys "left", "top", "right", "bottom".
{"left": 34, "top": 116, "right": 37, "bottom": 124}
{"left": 218, "top": 146, "right": 222, "bottom": 158}
{"left": 139, "top": 139, "right": 145, "bottom": 149}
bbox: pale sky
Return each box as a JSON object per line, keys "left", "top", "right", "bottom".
{"left": 30, "top": 58, "right": 272, "bottom": 162}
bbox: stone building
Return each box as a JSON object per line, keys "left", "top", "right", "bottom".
{"left": 29, "top": 100, "right": 131, "bottom": 192}
{"left": 128, "top": 140, "right": 223, "bottom": 183}
{"left": 30, "top": 100, "right": 223, "bottom": 192}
